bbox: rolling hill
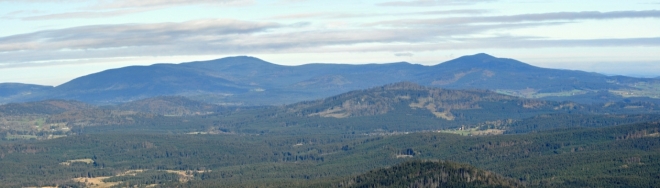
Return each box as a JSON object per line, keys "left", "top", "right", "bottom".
{"left": 0, "top": 83, "right": 53, "bottom": 104}
{"left": 113, "top": 96, "right": 226, "bottom": 116}
{"left": 184, "top": 82, "right": 659, "bottom": 136}
{"left": 0, "top": 99, "right": 93, "bottom": 116}
{"left": 1, "top": 82, "right": 658, "bottom": 139}
{"left": 1, "top": 53, "right": 658, "bottom": 105}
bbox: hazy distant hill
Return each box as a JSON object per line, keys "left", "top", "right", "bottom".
{"left": 0, "top": 99, "right": 93, "bottom": 116}
{"left": 334, "top": 160, "right": 522, "bottom": 188}
{"left": 2, "top": 53, "right": 658, "bottom": 105}
{"left": 52, "top": 64, "right": 249, "bottom": 103}
{"left": 114, "top": 96, "right": 224, "bottom": 116}
{"left": 426, "top": 53, "right": 619, "bottom": 91}
{"left": 0, "top": 83, "right": 53, "bottom": 104}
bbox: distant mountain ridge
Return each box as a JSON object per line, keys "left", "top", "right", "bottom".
{"left": 1, "top": 53, "right": 658, "bottom": 105}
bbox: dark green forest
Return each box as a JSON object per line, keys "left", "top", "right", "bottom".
{"left": 330, "top": 160, "right": 523, "bottom": 188}
{"left": 0, "top": 121, "right": 658, "bottom": 187}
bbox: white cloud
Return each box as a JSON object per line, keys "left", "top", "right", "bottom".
{"left": 3, "top": 0, "right": 255, "bottom": 21}
{"left": 370, "top": 10, "right": 660, "bottom": 26}
{"left": 267, "top": 9, "right": 491, "bottom": 20}
{"left": 1, "top": 17, "right": 658, "bottom": 65}
{"left": 0, "top": 19, "right": 280, "bottom": 53}
{"left": 1, "top": 9, "right": 659, "bottom": 69}
{"left": 377, "top": 0, "right": 495, "bottom": 6}
{"left": 91, "top": 0, "right": 254, "bottom": 9}
{"left": 20, "top": 8, "right": 153, "bottom": 21}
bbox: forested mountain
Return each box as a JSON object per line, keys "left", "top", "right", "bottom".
{"left": 1, "top": 53, "right": 658, "bottom": 105}
{"left": 52, "top": 64, "right": 249, "bottom": 103}
{"left": 425, "top": 53, "right": 614, "bottom": 91}
{"left": 285, "top": 82, "right": 569, "bottom": 120}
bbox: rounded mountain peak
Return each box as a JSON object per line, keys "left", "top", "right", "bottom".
{"left": 184, "top": 56, "right": 281, "bottom": 71}
{"left": 435, "top": 53, "right": 538, "bottom": 71}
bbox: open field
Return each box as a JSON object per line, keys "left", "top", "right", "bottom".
{"left": 72, "top": 177, "right": 118, "bottom": 188}
{"left": 496, "top": 89, "right": 588, "bottom": 99}
{"left": 610, "top": 82, "right": 660, "bottom": 99}
{"left": 437, "top": 128, "right": 505, "bottom": 136}
{"left": 60, "top": 158, "right": 94, "bottom": 166}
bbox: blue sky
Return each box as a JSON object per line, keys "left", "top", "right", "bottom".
{"left": 1, "top": 0, "right": 659, "bottom": 85}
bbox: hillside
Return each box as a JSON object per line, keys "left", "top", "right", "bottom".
{"left": 286, "top": 82, "right": 563, "bottom": 120}
{"left": 334, "top": 160, "right": 523, "bottom": 188}
{"left": 186, "top": 82, "right": 660, "bottom": 136}
{"left": 427, "top": 53, "right": 614, "bottom": 91}
{"left": 114, "top": 96, "right": 225, "bottom": 116}
{"left": 52, "top": 64, "right": 249, "bottom": 104}
{"left": 0, "top": 100, "right": 93, "bottom": 116}
{"left": 0, "top": 83, "right": 53, "bottom": 104}
{"left": 2, "top": 54, "right": 658, "bottom": 105}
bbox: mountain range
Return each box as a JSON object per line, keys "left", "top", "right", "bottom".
{"left": 1, "top": 53, "right": 658, "bottom": 105}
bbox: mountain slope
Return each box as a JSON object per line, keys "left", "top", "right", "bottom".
{"left": 115, "top": 96, "right": 224, "bottom": 116}
{"left": 0, "top": 100, "right": 93, "bottom": 116}
{"left": 426, "top": 53, "right": 624, "bottom": 92}
{"left": 286, "top": 82, "right": 564, "bottom": 120}
{"left": 53, "top": 64, "right": 248, "bottom": 103}
{"left": 0, "top": 83, "right": 53, "bottom": 104}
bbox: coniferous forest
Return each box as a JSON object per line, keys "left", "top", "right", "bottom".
{"left": 0, "top": 83, "right": 659, "bottom": 187}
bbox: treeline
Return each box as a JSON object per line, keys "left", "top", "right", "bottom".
{"left": 332, "top": 160, "right": 523, "bottom": 188}
{"left": 504, "top": 113, "right": 660, "bottom": 134}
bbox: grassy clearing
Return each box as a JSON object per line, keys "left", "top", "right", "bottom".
{"left": 165, "top": 170, "right": 210, "bottom": 182}
{"left": 437, "top": 128, "right": 504, "bottom": 136}
{"left": 395, "top": 154, "right": 414, "bottom": 158}
{"left": 72, "top": 176, "right": 118, "bottom": 188}
{"left": 70, "top": 169, "right": 211, "bottom": 187}
{"left": 60, "top": 159, "right": 94, "bottom": 166}
{"left": 610, "top": 82, "right": 660, "bottom": 99}
{"left": 470, "top": 129, "right": 505, "bottom": 136}
{"left": 437, "top": 129, "right": 472, "bottom": 136}
{"left": 5, "top": 135, "right": 38, "bottom": 140}
{"left": 496, "top": 89, "right": 587, "bottom": 99}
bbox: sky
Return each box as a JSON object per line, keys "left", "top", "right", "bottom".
{"left": 1, "top": 0, "right": 659, "bottom": 86}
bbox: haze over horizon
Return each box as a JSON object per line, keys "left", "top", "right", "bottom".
{"left": 1, "top": 0, "right": 659, "bottom": 85}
